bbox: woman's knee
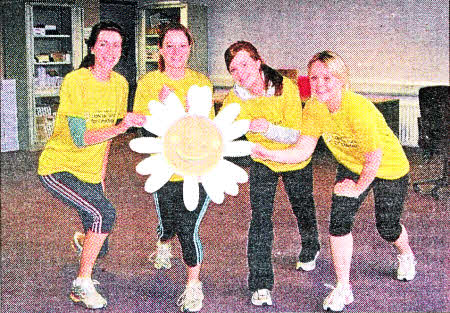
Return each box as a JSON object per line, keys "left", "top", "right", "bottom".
{"left": 94, "top": 201, "right": 116, "bottom": 233}
{"left": 329, "top": 220, "right": 353, "bottom": 237}
{"left": 103, "top": 204, "right": 116, "bottom": 232}
{"left": 376, "top": 221, "right": 402, "bottom": 242}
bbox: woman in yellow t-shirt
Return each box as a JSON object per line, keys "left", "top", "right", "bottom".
{"left": 252, "top": 51, "right": 416, "bottom": 312}
{"left": 38, "top": 21, "right": 145, "bottom": 309}
{"left": 222, "top": 41, "right": 320, "bottom": 306}
{"left": 133, "top": 22, "right": 213, "bottom": 313}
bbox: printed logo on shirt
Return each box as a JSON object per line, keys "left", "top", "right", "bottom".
{"left": 323, "top": 133, "right": 357, "bottom": 148}
{"left": 84, "top": 111, "right": 117, "bottom": 126}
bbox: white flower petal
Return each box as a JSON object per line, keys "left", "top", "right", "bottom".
{"left": 201, "top": 171, "right": 225, "bottom": 204}
{"left": 129, "top": 137, "right": 163, "bottom": 154}
{"left": 136, "top": 154, "right": 168, "bottom": 175}
{"left": 223, "top": 140, "right": 253, "bottom": 157}
{"left": 220, "top": 119, "right": 250, "bottom": 141}
{"left": 149, "top": 97, "right": 185, "bottom": 126}
{"left": 144, "top": 164, "right": 173, "bottom": 193}
{"left": 187, "top": 85, "right": 213, "bottom": 117}
{"left": 147, "top": 100, "right": 166, "bottom": 118}
{"left": 213, "top": 102, "right": 241, "bottom": 130}
{"left": 143, "top": 115, "right": 169, "bottom": 136}
{"left": 223, "top": 182, "right": 239, "bottom": 196}
{"left": 183, "top": 176, "right": 199, "bottom": 211}
{"left": 164, "top": 92, "right": 186, "bottom": 119}
{"left": 219, "top": 159, "right": 249, "bottom": 184}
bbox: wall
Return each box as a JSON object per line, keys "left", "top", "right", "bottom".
{"left": 82, "top": 0, "right": 100, "bottom": 27}
{"left": 204, "top": 0, "right": 449, "bottom": 95}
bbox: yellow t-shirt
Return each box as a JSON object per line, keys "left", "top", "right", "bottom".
{"left": 134, "top": 69, "right": 213, "bottom": 117}
{"left": 302, "top": 90, "right": 409, "bottom": 179}
{"left": 133, "top": 69, "right": 214, "bottom": 182}
{"left": 38, "top": 68, "right": 128, "bottom": 183}
{"left": 222, "top": 77, "right": 311, "bottom": 172}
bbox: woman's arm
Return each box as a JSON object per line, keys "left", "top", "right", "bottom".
{"left": 251, "top": 134, "right": 318, "bottom": 163}
{"left": 68, "top": 113, "right": 146, "bottom": 147}
{"left": 249, "top": 118, "right": 300, "bottom": 144}
{"left": 84, "top": 113, "right": 145, "bottom": 145}
{"left": 101, "top": 141, "right": 111, "bottom": 191}
{"left": 334, "top": 148, "right": 382, "bottom": 198}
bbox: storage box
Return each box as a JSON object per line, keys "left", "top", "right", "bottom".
{"left": 45, "top": 25, "right": 57, "bottom": 35}
{"left": 33, "top": 27, "right": 45, "bottom": 36}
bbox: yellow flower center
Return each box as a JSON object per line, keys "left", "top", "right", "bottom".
{"left": 163, "top": 115, "right": 223, "bottom": 176}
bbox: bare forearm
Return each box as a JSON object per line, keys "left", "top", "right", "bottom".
{"left": 252, "top": 135, "right": 318, "bottom": 163}
{"left": 84, "top": 124, "right": 126, "bottom": 146}
{"left": 355, "top": 149, "right": 382, "bottom": 193}
{"left": 84, "top": 112, "right": 146, "bottom": 146}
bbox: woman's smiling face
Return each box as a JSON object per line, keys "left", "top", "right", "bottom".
{"left": 308, "top": 61, "right": 345, "bottom": 104}
{"left": 228, "top": 50, "right": 262, "bottom": 90}
{"left": 160, "top": 30, "right": 191, "bottom": 70}
{"left": 91, "top": 30, "right": 123, "bottom": 70}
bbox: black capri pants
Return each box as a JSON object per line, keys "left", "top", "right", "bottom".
{"left": 329, "top": 164, "right": 409, "bottom": 242}
{"left": 39, "top": 172, "right": 116, "bottom": 234}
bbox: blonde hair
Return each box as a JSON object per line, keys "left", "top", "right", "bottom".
{"left": 307, "top": 51, "right": 350, "bottom": 89}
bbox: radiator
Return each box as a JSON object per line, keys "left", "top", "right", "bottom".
{"left": 399, "top": 97, "right": 420, "bottom": 147}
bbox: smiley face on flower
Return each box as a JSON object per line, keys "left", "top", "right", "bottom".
{"left": 163, "top": 115, "right": 223, "bottom": 176}
{"left": 129, "top": 85, "right": 252, "bottom": 211}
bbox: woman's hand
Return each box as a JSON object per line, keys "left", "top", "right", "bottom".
{"left": 119, "top": 113, "right": 146, "bottom": 132}
{"left": 251, "top": 143, "right": 271, "bottom": 160}
{"left": 159, "top": 85, "right": 173, "bottom": 103}
{"left": 333, "top": 179, "right": 362, "bottom": 198}
{"left": 334, "top": 149, "right": 382, "bottom": 198}
{"left": 249, "top": 118, "right": 269, "bottom": 133}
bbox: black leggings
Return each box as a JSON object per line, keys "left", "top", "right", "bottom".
{"left": 247, "top": 161, "right": 319, "bottom": 291}
{"left": 329, "top": 165, "right": 409, "bottom": 242}
{"left": 153, "top": 181, "right": 210, "bottom": 267}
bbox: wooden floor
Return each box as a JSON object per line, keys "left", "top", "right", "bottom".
{"left": 1, "top": 133, "right": 448, "bottom": 312}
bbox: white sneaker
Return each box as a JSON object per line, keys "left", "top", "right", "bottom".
{"left": 397, "top": 253, "right": 417, "bottom": 281}
{"left": 296, "top": 251, "right": 320, "bottom": 271}
{"left": 177, "top": 281, "right": 204, "bottom": 312}
{"left": 70, "top": 277, "right": 107, "bottom": 309}
{"left": 149, "top": 240, "right": 172, "bottom": 269}
{"left": 251, "top": 289, "right": 273, "bottom": 306}
{"left": 323, "top": 283, "right": 354, "bottom": 312}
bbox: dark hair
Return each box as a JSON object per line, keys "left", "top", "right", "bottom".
{"left": 79, "top": 21, "right": 127, "bottom": 69}
{"left": 157, "top": 22, "right": 193, "bottom": 71}
{"left": 224, "top": 41, "right": 283, "bottom": 96}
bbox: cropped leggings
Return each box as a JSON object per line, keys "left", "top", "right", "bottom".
{"left": 39, "top": 172, "right": 116, "bottom": 234}
{"left": 154, "top": 181, "right": 210, "bottom": 267}
{"left": 330, "top": 165, "right": 409, "bottom": 242}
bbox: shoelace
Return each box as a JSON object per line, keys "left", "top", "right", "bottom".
{"left": 256, "top": 289, "right": 270, "bottom": 299}
{"left": 176, "top": 285, "right": 202, "bottom": 306}
{"left": 74, "top": 279, "right": 100, "bottom": 296}
{"left": 324, "top": 283, "right": 348, "bottom": 299}
{"left": 149, "top": 246, "right": 172, "bottom": 262}
{"left": 397, "top": 254, "right": 416, "bottom": 272}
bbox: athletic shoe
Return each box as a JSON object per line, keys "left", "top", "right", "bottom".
{"left": 149, "top": 240, "right": 173, "bottom": 269}
{"left": 296, "top": 251, "right": 320, "bottom": 271}
{"left": 70, "top": 277, "right": 107, "bottom": 309}
{"left": 177, "top": 281, "right": 204, "bottom": 312}
{"left": 323, "top": 283, "right": 354, "bottom": 312}
{"left": 71, "top": 232, "right": 85, "bottom": 256}
{"left": 70, "top": 232, "right": 109, "bottom": 258}
{"left": 397, "top": 253, "right": 417, "bottom": 281}
{"left": 251, "top": 289, "right": 273, "bottom": 306}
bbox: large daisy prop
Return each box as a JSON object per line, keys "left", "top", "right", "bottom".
{"left": 129, "top": 85, "right": 252, "bottom": 211}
